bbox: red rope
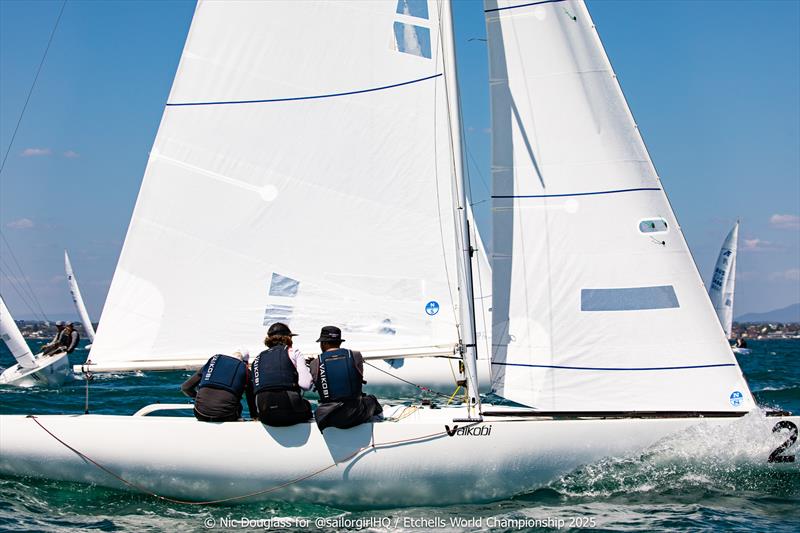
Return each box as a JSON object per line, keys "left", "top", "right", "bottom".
{"left": 26, "top": 415, "right": 476, "bottom": 505}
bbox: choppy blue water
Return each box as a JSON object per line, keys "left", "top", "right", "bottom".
{"left": 1, "top": 339, "right": 798, "bottom": 532}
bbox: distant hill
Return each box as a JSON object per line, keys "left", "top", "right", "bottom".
{"left": 736, "top": 303, "right": 800, "bottom": 323}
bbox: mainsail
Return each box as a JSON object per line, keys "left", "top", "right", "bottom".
{"left": 88, "top": 0, "right": 479, "bottom": 372}
{"left": 0, "top": 296, "right": 37, "bottom": 369}
{"left": 64, "top": 250, "right": 96, "bottom": 342}
{"left": 485, "top": 0, "right": 752, "bottom": 411}
{"left": 708, "top": 222, "right": 739, "bottom": 338}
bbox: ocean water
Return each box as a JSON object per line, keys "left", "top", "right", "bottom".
{"left": 0, "top": 339, "right": 798, "bottom": 532}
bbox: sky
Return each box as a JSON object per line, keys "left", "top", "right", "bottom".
{"left": 0, "top": 0, "right": 798, "bottom": 321}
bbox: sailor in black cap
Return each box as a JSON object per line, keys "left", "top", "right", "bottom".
{"left": 310, "top": 325, "right": 382, "bottom": 431}
{"left": 250, "top": 322, "right": 313, "bottom": 426}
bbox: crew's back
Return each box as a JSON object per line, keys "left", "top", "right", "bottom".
{"left": 310, "top": 326, "right": 382, "bottom": 431}
{"left": 251, "top": 322, "right": 313, "bottom": 426}
{"left": 182, "top": 350, "right": 255, "bottom": 422}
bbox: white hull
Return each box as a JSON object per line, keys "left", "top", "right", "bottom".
{"left": 732, "top": 347, "right": 752, "bottom": 356}
{"left": 1, "top": 407, "right": 796, "bottom": 506}
{"left": 0, "top": 351, "right": 71, "bottom": 387}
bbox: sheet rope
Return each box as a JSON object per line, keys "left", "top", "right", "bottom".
{"left": 26, "top": 414, "right": 480, "bottom": 505}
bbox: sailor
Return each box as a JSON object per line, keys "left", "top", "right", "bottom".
{"left": 251, "top": 322, "right": 313, "bottom": 426}
{"left": 181, "top": 349, "right": 256, "bottom": 422}
{"left": 61, "top": 322, "right": 80, "bottom": 354}
{"left": 41, "top": 321, "right": 66, "bottom": 356}
{"left": 736, "top": 337, "right": 748, "bottom": 349}
{"left": 310, "top": 325, "right": 382, "bottom": 431}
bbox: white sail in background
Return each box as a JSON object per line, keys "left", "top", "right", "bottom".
{"left": 88, "top": 0, "right": 476, "bottom": 371}
{"left": 0, "top": 296, "right": 37, "bottom": 369}
{"left": 708, "top": 222, "right": 739, "bottom": 338}
{"left": 485, "top": 0, "right": 752, "bottom": 411}
{"left": 64, "top": 250, "right": 96, "bottom": 342}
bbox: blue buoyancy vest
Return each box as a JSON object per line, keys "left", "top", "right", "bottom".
{"left": 198, "top": 354, "right": 247, "bottom": 395}
{"left": 252, "top": 345, "right": 299, "bottom": 394}
{"left": 315, "top": 349, "right": 362, "bottom": 402}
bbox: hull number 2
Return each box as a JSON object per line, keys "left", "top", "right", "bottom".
{"left": 769, "top": 421, "right": 798, "bottom": 463}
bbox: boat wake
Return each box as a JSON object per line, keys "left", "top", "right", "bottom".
{"left": 545, "top": 410, "right": 799, "bottom": 500}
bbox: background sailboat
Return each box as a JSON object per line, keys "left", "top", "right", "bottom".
{"left": 0, "top": 295, "right": 70, "bottom": 386}
{"left": 708, "top": 222, "right": 749, "bottom": 354}
{"left": 65, "top": 250, "right": 96, "bottom": 347}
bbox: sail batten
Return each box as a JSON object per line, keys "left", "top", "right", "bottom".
{"left": 166, "top": 73, "right": 444, "bottom": 106}
{"left": 486, "top": 0, "right": 752, "bottom": 411}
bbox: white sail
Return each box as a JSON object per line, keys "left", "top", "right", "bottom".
{"left": 0, "top": 296, "right": 37, "bottom": 369}
{"left": 485, "top": 0, "right": 752, "bottom": 411}
{"left": 708, "top": 222, "right": 739, "bottom": 338}
{"left": 470, "top": 209, "right": 492, "bottom": 362}
{"left": 64, "top": 250, "right": 96, "bottom": 342}
{"left": 88, "top": 0, "right": 473, "bottom": 372}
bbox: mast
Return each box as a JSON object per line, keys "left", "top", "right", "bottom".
{"left": 440, "top": 0, "right": 481, "bottom": 417}
{"left": 64, "top": 250, "right": 96, "bottom": 341}
{"left": 0, "top": 295, "right": 37, "bottom": 369}
{"left": 727, "top": 219, "right": 740, "bottom": 337}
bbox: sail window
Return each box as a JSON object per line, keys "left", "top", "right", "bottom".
{"left": 263, "top": 305, "right": 292, "bottom": 326}
{"left": 269, "top": 273, "right": 299, "bottom": 297}
{"left": 581, "top": 286, "right": 679, "bottom": 311}
{"left": 638, "top": 219, "right": 668, "bottom": 233}
{"left": 393, "top": 22, "right": 432, "bottom": 59}
{"left": 395, "top": 0, "right": 429, "bottom": 20}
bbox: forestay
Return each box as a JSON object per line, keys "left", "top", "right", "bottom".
{"left": 88, "top": 0, "right": 477, "bottom": 371}
{"left": 485, "top": 0, "right": 752, "bottom": 411}
{"left": 708, "top": 222, "right": 739, "bottom": 338}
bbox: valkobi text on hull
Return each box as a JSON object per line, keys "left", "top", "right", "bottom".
{"left": 1, "top": 0, "right": 796, "bottom": 506}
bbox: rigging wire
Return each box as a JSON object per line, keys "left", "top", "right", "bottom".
{"left": 0, "top": 270, "right": 45, "bottom": 323}
{"left": 464, "top": 143, "right": 491, "bottom": 202}
{"left": 429, "top": 2, "right": 460, "bottom": 339}
{"left": 462, "top": 146, "right": 492, "bottom": 363}
{"left": 0, "top": 236, "right": 49, "bottom": 321}
{"left": 0, "top": 0, "right": 67, "bottom": 175}
{"left": 435, "top": 0, "right": 476, "bottom": 350}
{"left": 362, "top": 360, "right": 455, "bottom": 400}
{"left": 0, "top": 0, "right": 66, "bottom": 322}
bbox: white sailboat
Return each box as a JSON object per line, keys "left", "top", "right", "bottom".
{"left": 64, "top": 250, "right": 96, "bottom": 347}
{"left": 0, "top": 0, "right": 796, "bottom": 506}
{"left": 708, "top": 222, "right": 749, "bottom": 354}
{"left": 0, "top": 295, "right": 70, "bottom": 386}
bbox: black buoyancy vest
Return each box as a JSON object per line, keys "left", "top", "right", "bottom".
{"left": 57, "top": 329, "right": 72, "bottom": 347}
{"left": 65, "top": 330, "right": 80, "bottom": 353}
{"left": 252, "top": 345, "right": 299, "bottom": 394}
{"left": 315, "top": 349, "right": 362, "bottom": 402}
{"left": 198, "top": 354, "right": 247, "bottom": 395}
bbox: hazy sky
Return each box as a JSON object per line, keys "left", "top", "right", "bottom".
{"left": 1, "top": 0, "right": 798, "bottom": 321}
